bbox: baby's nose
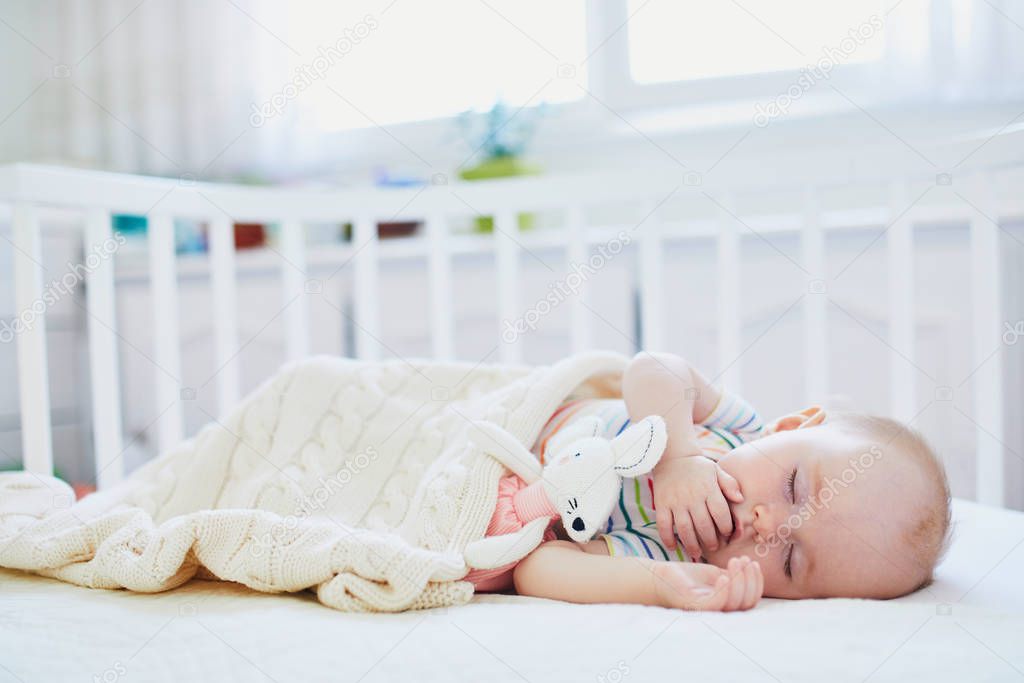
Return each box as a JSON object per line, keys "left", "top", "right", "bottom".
{"left": 751, "top": 503, "right": 781, "bottom": 542}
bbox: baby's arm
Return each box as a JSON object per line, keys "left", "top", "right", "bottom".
{"left": 513, "top": 540, "right": 762, "bottom": 611}
{"left": 622, "top": 352, "right": 743, "bottom": 560}
{"left": 622, "top": 351, "right": 720, "bottom": 455}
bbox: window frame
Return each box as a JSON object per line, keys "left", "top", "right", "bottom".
{"left": 586, "top": 0, "right": 887, "bottom": 115}
{"left": 306, "top": 0, "right": 978, "bottom": 171}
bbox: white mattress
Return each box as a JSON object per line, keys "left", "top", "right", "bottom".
{"left": 2, "top": 499, "right": 1022, "bottom": 683}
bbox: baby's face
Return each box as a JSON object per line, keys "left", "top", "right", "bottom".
{"left": 703, "top": 424, "right": 926, "bottom": 599}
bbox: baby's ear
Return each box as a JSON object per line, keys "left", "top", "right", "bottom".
{"left": 611, "top": 416, "right": 667, "bottom": 477}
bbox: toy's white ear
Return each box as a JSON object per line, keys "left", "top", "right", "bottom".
{"left": 544, "top": 415, "right": 603, "bottom": 457}
{"left": 611, "top": 416, "right": 667, "bottom": 478}
{"left": 471, "top": 420, "right": 543, "bottom": 482}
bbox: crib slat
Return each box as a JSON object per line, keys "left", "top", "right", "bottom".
{"left": 715, "top": 194, "right": 742, "bottom": 391}
{"left": 352, "top": 215, "right": 380, "bottom": 361}
{"left": 566, "top": 206, "right": 590, "bottom": 353}
{"left": 427, "top": 214, "right": 454, "bottom": 360}
{"left": 969, "top": 177, "right": 1004, "bottom": 506}
{"left": 495, "top": 211, "right": 521, "bottom": 363}
{"left": 85, "top": 209, "right": 124, "bottom": 489}
{"left": 887, "top": 181, "right": 916, "bottom": 422}
{"left": 801, "top": 190, "right": 827, "bottom": 402}
{"left": 209, "top": 217, "right": 240, "bottom": 412}
{"left": 279, "top": 219, "right": 309, "bottom": 361}
{"left": 638, "top": 205, "right": 664, "bottom": 351}
{"left": 11, "top": 203, "right": 53, "bottom": 476}
{"left": 147, "top": 213, "right": 184, "bottom": 454}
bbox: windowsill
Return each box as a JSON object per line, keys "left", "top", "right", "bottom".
{"left": 607, "top": 91, "right": 863, "bottom": 136}
{"left": 293, "top": 92, "right": 1024, "bottom": 189}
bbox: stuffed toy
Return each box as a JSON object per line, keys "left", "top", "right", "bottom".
{"left": 463, "top": 414, "right": 668, "bottom": 570}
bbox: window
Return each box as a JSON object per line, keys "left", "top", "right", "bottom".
{"left": 276, "top": 0, "right": 1009, "bottom": 138}
{"left": 287, "top": 1, "right": 588, "bottom": 131}
{"left": 626, "top": 0, "right": 885, "bottom": 84}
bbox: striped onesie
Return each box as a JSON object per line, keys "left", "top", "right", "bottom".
{"left": 531, "top": 390, "right": 764, "bottom": 562}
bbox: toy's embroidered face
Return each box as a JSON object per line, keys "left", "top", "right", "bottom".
{"left": 565, "top": 497, "right": 586, "bottom": 532}
{"left": 544, "top": 437, "right": 622, "bottom": 543}
{"left": 540, "top": 417, "right": 668, "bottom": 544}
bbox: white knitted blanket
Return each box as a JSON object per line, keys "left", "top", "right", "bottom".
{"left": 0, "top": 351, "right": 627, "bottom": 612}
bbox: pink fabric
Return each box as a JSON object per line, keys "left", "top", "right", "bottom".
{"left": 465, "top": 475, "right": 559, "bottom": 592}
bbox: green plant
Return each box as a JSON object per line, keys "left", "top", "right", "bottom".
{"left": 458, "top": 100, "right": 545, "bottom": 162}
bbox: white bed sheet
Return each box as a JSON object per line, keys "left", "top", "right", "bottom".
{"left": 1, "top": 499, "right": 1022, "bottom": 683}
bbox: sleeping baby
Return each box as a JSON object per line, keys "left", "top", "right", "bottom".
{"left": 468, "top": 351, "right": 952, "bottom": 611}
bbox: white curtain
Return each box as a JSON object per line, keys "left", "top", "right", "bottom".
{"left": 881, "top": 0, "right": 1024, "bottom": 102}
{"left": 2, "top": 0, "right": 295, "bottom": 179}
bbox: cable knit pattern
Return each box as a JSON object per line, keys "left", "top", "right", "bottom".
{"left": 0, "top": 351, "right": 628, "bottom": 612}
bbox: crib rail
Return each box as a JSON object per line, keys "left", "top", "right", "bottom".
{"left": 0, "top": 163, "right": 1019, "bottom": 503}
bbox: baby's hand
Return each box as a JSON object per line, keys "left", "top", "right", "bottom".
{"left": 652, "top": 556, "right": 763, "bottom": 611}
{"left": 653, "top": 455, "right": 743, "bottom": 560}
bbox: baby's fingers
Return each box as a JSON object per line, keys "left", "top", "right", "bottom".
{"left": 717, "top": 466, "right": 743, "bottom": 503}
{"left": 695, "top": 574, "right": 731, "bottom": 612}
{"left": 722, "top": 558, "right": 747, "bottom": 611}
{"left": 676, "top": 514, "right": 702, "bottom": 562}
{"left": 691, "top": 505, "right": 719, "bottom": 553}
{"left": 707, "top": 489, "right": 734, "bottom": 540}
{"left": 656, "top": 507, "right": 676, "bottom": 550}
{"left": 741, "top": 560, "right": 762, "bottom": 610}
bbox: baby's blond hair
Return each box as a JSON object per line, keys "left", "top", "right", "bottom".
{"left": 829, "top": 412, "right": 952, "bottom": 594}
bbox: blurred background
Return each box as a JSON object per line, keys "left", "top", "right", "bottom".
{"left": 0, "top": 0, "right": 1022, "bottom": 506}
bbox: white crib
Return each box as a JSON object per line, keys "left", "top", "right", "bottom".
{"left": 0, "top": 162, "right": 1019, "bottom": 505}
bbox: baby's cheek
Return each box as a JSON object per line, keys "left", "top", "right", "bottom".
{"left": 702, "top": 539, "right": 750, "bottom": 566}
{"left": 758, "top": 561, "right": 788, "bottom": 598}
{"left": 704, "top": 541, "right": 786, "bottom": 596}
